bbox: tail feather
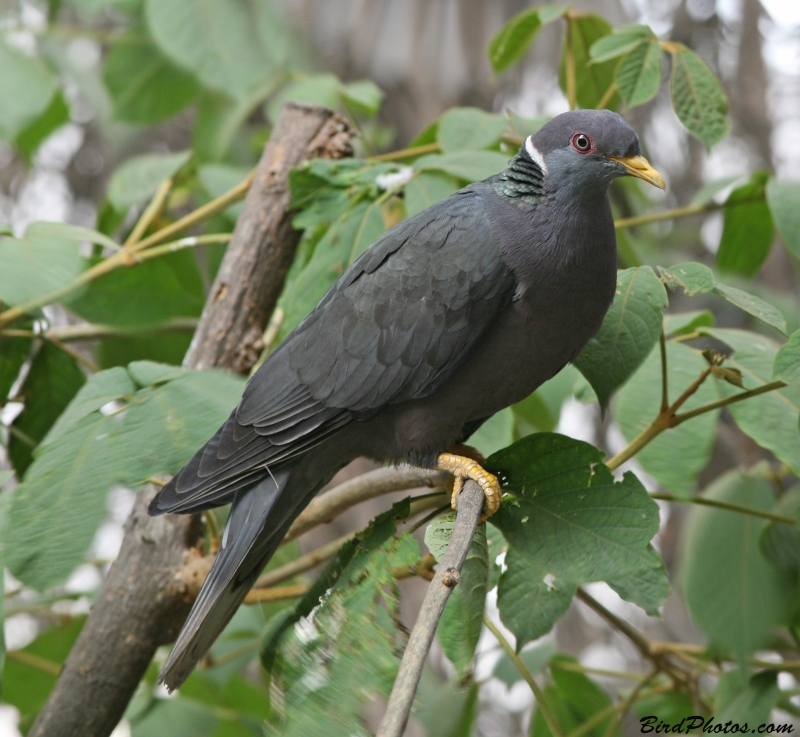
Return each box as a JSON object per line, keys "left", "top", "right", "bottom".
{"left": 157, "top": 468, "right": 301, "bottom": 690}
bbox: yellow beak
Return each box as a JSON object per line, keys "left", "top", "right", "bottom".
{"left": 609, "top": 155, "right": 666, "bottom": 190}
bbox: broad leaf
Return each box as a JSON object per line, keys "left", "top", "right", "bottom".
{"left": 415, "top": 151, "right": 510, "bottom": 183}
{"left": 759, "top": 489, "right": 800, "bottom": 573}
{"left": 663, "top": 309, "right": 714, "bottom": 337}
{"left": 574, "top": 266, "right": 668, "bottom": 411}
{"left": 107, "top": 150, "right": 191, "bottom": 209}
{"left": 489, "top": 433, "right": 659, "bottom": 648}
{"left": 659, "top": 262, "right": 714, "bottom": 295}
{"left": 438, "top": 523, "right": 489, "bottom": 677}
{"left": 615, "top": 341, "right": 719, "bottom": 496}
{"left": 0, "top": 39, "right": 59, "bottom": 139}
{"left": 404, "top": 172, "right": 460, "bottom": 217}
{"left": 717, "top": 171, "right": 774, "bottom": 277}
{"left": 766, "top": 179, "right": 800, "bottom": 260}
{"left": 699, "top": 327, "right": 800, "bottom": 473}
{"left": 0, "top": 335, "right": 32, "bottom": 400}
{"left": 146, "top": 0, "right": 273, "bottom": 101}
{"left": 681, "top": 466, "right": 795, "bottom": 661}
{"left": 130, "top": 697, "right": 218, "bottom": 737}
{"left": 560, "top": 14, "right": 621, "bottom": 110}
{"left": 488, "top": 4, "right": 566, "bottom": 73}
{"left": 9, "top": 343, "right": 86, "bottom": 476}
{"left": 15, "top": 92, "right": 70, "bottom": 162}
{"left": 0, "top": 223, "right": 88, "bottom": 308}
{"left": 606, "top": 544, "right": 669, "bottom": 616}
{"left": 104, "top": 26, "right": 201, "bottom": 125}
{"left": 415, "top": 677, "right": 479, "bottom": 737}
{"left": 773, "top": 329, "right": 800, "bottom": 385}
{"left": 437, "top": 107, "right": 506, "bottom": 153}
{"left": 589, "top": 24, "right": 654, "bottom": 63}
{"left": 469, "top": 407, "right": 514, "bottom": 456}
{"left": 615, "top": 39, "right": 662, "bottom": 107}
{"left": 340, "top": 79, "right": 383, "bottom": 117}
{"left": 493, "top": 639, "right": 556, "bottom": 687}
{"left": 715, "top": 669, "right": 779, "bottom": 725}
{"left": 668, "top": 45, "right": 729, "bottom": 149}
{"left": 531, "top": 656, "right": 613, "bottom": 737}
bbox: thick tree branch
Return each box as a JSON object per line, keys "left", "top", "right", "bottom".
{"left": 29, "top": 102, "right": 355, "bottom": 737}
{"left": 377, "top": 480, "right": 484, "bottom": 737}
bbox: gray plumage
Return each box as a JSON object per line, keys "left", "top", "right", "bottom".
{"left": 149, "top": 109, "right": 660, "bottom": 689}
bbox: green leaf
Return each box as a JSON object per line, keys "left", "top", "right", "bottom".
{"left": 659, "top": 261, "right": 714, "bottom": 295}
{"left": 0, "top": 39, "right": 59, "bottom": 139}
{"left": 664, "top": 309, "right": 714, "bottom": 337}
{"left": 193, "top": 88, "right": 268, "bottom": 163}
{"left": 715, "top": 668, "right": 779, "bottom": 725}
{"left": 469, "top": 407, "right": 514, "bottom": 457}
{"left": 5, "top": 411, "right": 127, "bottom": 590}
{"left": 774, "top": 329, "right": 800, "bottom": 384}
{"left": 15, "top": 91, "right": 70, "bottom": 162}
{"left": 119, "top": 369, "right": 246, "bottom": 480}
{"left": 145, "top": 0, "right": 273, "bottom": 100}
{"left": 267, "top": 73, "right": 342, "bottom": 122}
{"left": 766, "top": 179, "right": 800, "bottom": 260}
{"left": 437, "top": 107, "right": 507, "bottom": 153}
{"left": 669, "top": 45, "right": 729, "bottom": 149}
{"left": 681, "top": 466, "right": 795, "bottom": 661}
{"left": 416, "top": 676, "right": 479, "bottom": 737}
{"left": 438, "top": 524, "right": 489, "bottom": 677}
{"left": 264, "top": 521, "right": 417, "bottom": 736}
{"left": 717, "top": 171, "right": 774, "bottom": 277}
{"left": 0, "top": 544, "right": 4, "bottom": 699}
{"left": 616, "top": 341, "right": 720, "bottom": 496}
{"left": 107, "top": 150, "right": 191, "bottom": 209}
{"left": 0, "top": 223, "right": 87, "bottom": 308}
{"left": 661, "top": 262, "right": 788, "bottom": 334}
{"left": 104, "top": 25, "right": 201, "bottom": 125}
{"left": 488, "top": 4, "right": 566, "bottom": 74}
{"left": 42, "top": 366, "right": 135, "bottom": 446}
{"left": 699, "top": 327, "right": 800, "bottom": 473}
{"left": 759, "top": 489, "right": 800, "bottom": 573}
{"left": 414, "top": 150, "right": 510, "bottom": 183}
{"left": 513, "top": 365, "right": 582, "bottom": 435}
{"left": 489, "top": 433, "right": 659, "bottom": 647}
{"left": 633, "top": 692, "right": 696, "bottom": 728}
{"left": 531, "top": 656, "right": 613, "bottom": 737}
{"left": 404, "top": 171, "right": 460, "bottom": 216}
{"left": 560, "top": 14, "right": 621, "bottom": 110}
{"left": 606, "top": 544, "right": 669, "bottom": 616}
{"left": 9, "top": 343, "right": 86, "bottom": 476}
{"left": 493, "top": 639, "right": 556, "bottom": 687}
{"left": 690, "top": 174, "right": 743, "bottom": 206}
{"left": 615, "top": 40, "right": 662, "bottom": 107}
{"left": 340, "top": 79, "right": 383, "bottom": 117}
{"left": 131, "top": 697, "right": 219, "bottom": 737}
{"left": 67, "top": 249, "right": 204, "bottom": 328}
{"left": 573, "top": 266, "right": 668, "bottom": 411}
{"left": 0, "top": 335, "right": 32, "bottom": 400}
{"left": 589, "top": 24, "right": 654, "bottom": 63}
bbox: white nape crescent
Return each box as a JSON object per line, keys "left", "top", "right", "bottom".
{"left": 525, "top": 136, "right": 548, "bottom": 175}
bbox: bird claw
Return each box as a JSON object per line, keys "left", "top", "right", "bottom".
{"left": 436, "top": 451, "right": 501, "bottom": 522}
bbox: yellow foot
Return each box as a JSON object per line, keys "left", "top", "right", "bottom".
{"left": 436, "top": 450, "right": 501, "bottom": 521}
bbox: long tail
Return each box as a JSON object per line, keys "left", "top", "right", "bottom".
{"left": 156, "top": 466, "right": 313, "bottom": 690}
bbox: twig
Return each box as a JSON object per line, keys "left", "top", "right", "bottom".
{"left": 484, "top": 614, "right": 563, "bottom": 737}
{"left": 124, "top": 177, "right": 174, "bottom": 247}
{"left": 673, "top": 380, "right": 787, "bottom": 425}
{"left": 376, "top": 480, "right": 484, "bottom": 737}
{"left": 6, "top": 649, "right": 62, "bottom": 676}
{"left": 565, "top": 15, "right": 577, "bottom": 110}
{"left": 576, "top": 588, "right": 652, "bottom": 660}
{"left": 595, "top": 81, "right": 617, "bottom": 110}
{"left": 367, "top": 143, "right": 441, "bottom": 162}
{"left": 649, "top": 492, "right": 795, "bottom": 525}
{"left": 243, "top": 583, "right": 310, "bottom": 605}
{"left": 659, "top": 330, "right": 669, "bottom": 413}
{"left": 284, "top": 466, "right": 449, "bottom": 542}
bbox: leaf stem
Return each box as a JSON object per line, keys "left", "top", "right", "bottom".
{"left": 659, "top": 330, "right": 669, "bottom": 413}
{"left": 6, "top": 649, "right": 62, "bottom": 676}
{"left": 124, "top": 177, "right": 173, "bottom": 247}
{"left": 650, "top": 493, "right": 796, "bottom": 525}
{"left": 565, "top": 19, "right": 578, "bottom": 111}
{"left": 483, "top": 614, "right": 563, "bottom": 737}
{"left": 673, "top": 380, "right": 787, "bottom": 425}
{"left": 596, "top": 81, "right": 617, "bottom": 110}
{"left": 368, "top": 143, "right": 441, "bottom": 162}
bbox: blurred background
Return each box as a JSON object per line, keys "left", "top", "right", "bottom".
{"left": 1, "top": 0, "right": 799, "bottom": 735}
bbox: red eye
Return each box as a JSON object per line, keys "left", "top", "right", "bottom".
{"left": 571, "top": 132, "right": 594, "bottom": 153}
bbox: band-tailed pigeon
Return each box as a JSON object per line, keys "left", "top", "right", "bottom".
{"left": 149, "top": 109, "right": 665, "bottom": 688}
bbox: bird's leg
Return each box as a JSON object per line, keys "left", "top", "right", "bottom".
{"left": 437, "top": 445, "right": 501, "bottom": 521}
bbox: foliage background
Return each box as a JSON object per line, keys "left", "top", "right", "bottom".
{"left": 0, "top": 0, "right": 800, "bottom": 735}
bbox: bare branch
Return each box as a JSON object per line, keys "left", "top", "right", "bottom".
{"left": 376, "top": 479, "right": 483, "bottom": 737}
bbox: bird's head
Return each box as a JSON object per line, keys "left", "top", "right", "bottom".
{"left": 524, "top": 109, "right": 666, "bottom": 194}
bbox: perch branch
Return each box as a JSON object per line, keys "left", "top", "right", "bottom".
{"left": 376, "top": 480, "right": 484, "bottom": 737}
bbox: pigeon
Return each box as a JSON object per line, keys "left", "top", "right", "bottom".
{"left": 149, "top": 108, "right": 665, "bottom": 689}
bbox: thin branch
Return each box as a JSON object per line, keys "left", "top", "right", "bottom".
{"left": 124, "top": 177, "right": 173, "bottom": 247}
{"left": 284, "top": 466, "right": 449, "bottom": 542}
{"left": 377, "top": 480, "right": 484, "bottom": 737}
{"left": 484, "top": 614, "right": 563, "bottom": 737}
{"left": 564, "top": 16, "right": 577, "bottom": 110}
{"left": 650, "top": 492, "right": 795, "bottom": 525}
{"left": 367, "top": 142, "right": 441, "bottom": 162}
{"left": 659, "top": 330, "right": 669, "bottom": 414}
{"left": 576, "top": 588, "right": 652, "bottom": 660}
{"left": 673, "top": 380, "right": 787, "bottom": 425}
{"left": 6, "top": 649, "right": 62, "bottom": 676}
{"left": 45, "top": 336, "right": 99, "bottom": 373}
{"left": 596, "top": 81, "right": 617, "bottom": 110}
{"left": 243, "top": 583, "right": 310, "bottom": 605}
{"left": 134, "top": 233, "right": 232, "bottom": 262}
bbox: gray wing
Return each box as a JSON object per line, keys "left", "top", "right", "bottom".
{"left": 152, "top": 187, "right": 515, "bottom": 513}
